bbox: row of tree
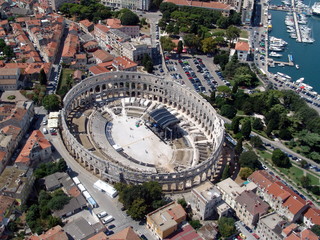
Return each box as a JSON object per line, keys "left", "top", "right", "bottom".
{"left": 26, "top": 189, "right": 68, "bottom": 234}
{"left": 114, "top": 181, "right": 168, "bottom": 220}
{"left": 34, "top": 158, "right": 67, "bottom": 179}
{"left": 59, "top": 1, "right": 139, "bottom": 25}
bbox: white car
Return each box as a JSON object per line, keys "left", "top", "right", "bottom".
{"left": 97, "top": 211, "right": 107, "bottom": 218}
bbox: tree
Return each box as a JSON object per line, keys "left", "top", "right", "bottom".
{"left": 221, "top": 164, "right": 231, "bottom": 180}
{"left": 119, "top": 10, "right": 139, "bottom": 25}
{"left": 250, "top": 136, "right": 263, "bottom": 148}
{"left": 218, "top": 217, "right": 236, "bottom": 238}
{"left": 220, "top": 104, "right": 236, "bottom": 119}
{"left": 226, "top": 25, "right": 240, "bottom": 46}
{"left": 38, "top": 69, "right": 47, "bottom": 85}
{"left": 177, "top": 198, "right": 187, "bottom": 209}
{"left": 145, "top": 61, "right": 154, "bottom": 73}
{"left": 47, "top": 194, "right": 70, "bottom": 210}
{"left": 57, "top": 158, "right": 67, "bottom": 172}
{"left": 201, "top": 37, "right": 216, "bottom": 53}
{"left": 234, "top": 138, "right": 243, "bottom": 156}
{"left": 189, "top": 220, "right": 202, "bottom": 230}
{"left": 48, "top": 216, "right": 62, "bottom": 229}
{"left": 239, "top": 167, "right": 253, "bottom": 180}
{"left": 127, "top": 198, "right": 147, "bottom": 220}
{"left": 311, "top": 225, "right": 320, "bottom": 236}
{"left": 300, "top": 160, "right": 308, "bottom": 168}
{"left": 272, "top": 149, "right": 291, "bottom": 168}
{"left": 239, "top": 151, "right": 259, "bottom": 169}
{"left": 252, "top": 118, "right": 264, "bottom": 131}
{"left": 42, "top": 94, "right": 61, "bottom": 111}
{"left": 279, "top": 129, "right": 292, "bottom": 140}
{"left": 216, "top": 16, "right": 229, "bottom": 29}
{"left": 160, "top": 36, "right": 175, "bottom": 52}
{"left": 300, "top": 175, "right": 311, "bottom": 188}
{"left": 231, "top": 117, "right": 240, "bottom": 134}
{"left": 241, "top": 120, "right": 252, "bottom": 140}
{"left": 177, "top": 40, "right": 183, "bottom": 55}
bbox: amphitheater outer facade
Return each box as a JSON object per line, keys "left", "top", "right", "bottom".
{"left": 62, "top": 72, "right": 225, "bottom": 191}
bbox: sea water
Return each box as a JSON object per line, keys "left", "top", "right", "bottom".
{"left": 268, "top": 3, "right": 320, "bottom": 93}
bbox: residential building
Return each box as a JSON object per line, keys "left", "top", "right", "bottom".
{"left": 0, "top": 166, "right": 34, "bottom": 204}
{"left": 92, "top": 49, "right": 114, "bottom": 64}
{"left": 0, "top": 68, "right": 21, "bottom": 90}
{"left": 241, "top": 0, "right": 254, "bottom": 25}
{"left": 49, "top": 0, "right": 74, "bottom": 11}
{"left": 163, "top": 0, "right": 232, "bottom": 16}
{"left": 15, "top": 130, "right": 52, "bottom": 167}
{"left": 284, "top": 228, "right": 318, "bottom": 240}
{"left": 102, "top": 226, "right": 140, "bottom": 240}
{"left": 63, "top": 216, "right": 106, "bottom": 240}
{"left": 235, "top": 41, "right": 250, "bottom": 61}
{"left": 248, "top": 170, "right": 276, "bottom": 198}
{"left": 234, "top": 190, "right": 269, "bottom": 229}
{"left": 106, "top": 18, "right": 140, "bottom": 38}
{"left": 112, "top": 56, "right": 137, "bottom": 71}
{"left": 216, "top": 178, "right": 256, "bottom": 209}
{"left": 89, "top": 65, "right": 110, "bottom": 75}
{"left": 0, "top": 125, "right": 22, "bottom": 173}
{"left": 121, "top": 41, "right": 151, "bottom": 63}
{"left": 62, "top": 24, "right": 80, "bottom": 64}
{"left": 146, "top": 202, "right": 187, "bottom": 240}
{"left": 28, "top": 225, "right": 68, "bottom": 240}
{"left": 73, "top": 70, "right": 82, "bottom": 82}
{"left": 303, "top": 207, "right": 320, "bottom": 228}
{"left": 282, "top": 224, "right": 299, "bottom": 238}
{"left": 79, "top": 19, "right": 94, "bottom": 33}
{"left": 53, "top": 195, "right": 87, "bottom": 218}
{"left": 100, "top": 0, "right": 152, "bottom": 10}
{"left": 256, "top": 212, "right": 287, "bottom": 240}
{"left": 191, "top": 181, "right": 222, "bottom": 220}
{"left": 87, "top": 232, "right": 107, "bottom": 240}
{"left": 0, "top": 195, "right": 16, "bottom": 237}
{"left": 248, "top": 171, "right": 309, "bottom": 223}
{"left": 83, "top": 41, "right": 99, "bottom": 52}
{"left": 94, "top": 24, "right": 110, "bottom": 42}
{"left": 164, "top": 222, "right": 203, "bottom": 240}
{"left": 0, "top": 101, "right": 34, "bottom": 136}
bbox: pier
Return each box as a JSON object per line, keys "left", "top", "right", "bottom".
{"left": 293, "top": 13, "right": 302, "bottom": 42}
{"left": 268, "top": 54, "right": 295, "bottom": 67}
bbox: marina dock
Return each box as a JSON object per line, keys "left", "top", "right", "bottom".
{"left": 293, "top": 12, "right": 302, "bottom": 42}
{"left": 268, "top": 54, "right": 294, "bottom": 67}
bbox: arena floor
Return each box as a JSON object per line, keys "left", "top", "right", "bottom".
{"left": 111, "top": 115, "right": 174, "bottom": 169}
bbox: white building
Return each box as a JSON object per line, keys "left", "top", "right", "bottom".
{"left": 121, "top": 42, "right": 151, "bottom": 63}
{"left": 256, "top": 212, "right": 287, "bottom": 240}
{"left": 100, "top": 0, "right": 152, "bottom": 10}
{"left": 191, "top": 181, "right": 222, "bottom": 220}
{"left": 235, "top": 41, "right": 250, "bottom": 61}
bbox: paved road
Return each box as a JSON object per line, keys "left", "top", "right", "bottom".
{"left": 50, "top": 134, "right": 157, "bottom": 240}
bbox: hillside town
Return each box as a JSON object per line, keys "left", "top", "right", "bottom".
{"left": 0, "top": 0, "right": 318, "bottom": 239}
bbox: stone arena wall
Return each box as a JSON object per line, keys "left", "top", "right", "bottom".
{"left": 61, "top": 72, "right": 225, "bottom": 191}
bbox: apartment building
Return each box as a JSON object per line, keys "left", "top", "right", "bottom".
{"left": 191, "top": 181, "right": 222, "bottom": 220}
{"left": 0, "top": 68, "right": 21, "bottom": 90}
{"left": 121, "top": 41, "right": 151, "bottom": 63}
{"left": 15, "top": 130, "right": 52, "bottom": 167}
{"left": 0, "top": 166, "right": 34, "bottom": 204}
{"left": 112, "top": 56, "right": 137, "bottom": 71}
{"left": 146, "top": 202, "right": 186, "bottom": 240}
{"left": 256, "top": 212, "right": 288, "bottom": 240}
{"left": 100, "top": 0, "right": 152, "bottom": 10}
{"left": 234, "top": 190, "right": 269, "bottom": 229}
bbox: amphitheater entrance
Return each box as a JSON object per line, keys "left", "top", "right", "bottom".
{"left": 111, "top": 115, "right": 175, "bottom": 172}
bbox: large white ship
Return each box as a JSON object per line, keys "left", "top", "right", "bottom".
{"left": 312, "top": 2, "right": 320, "bottom": 16}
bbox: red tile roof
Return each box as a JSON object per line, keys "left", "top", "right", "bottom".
{"left": 283, "top": 196, "right": 306, "bottom": 215}
{"left": 79, "top": 19, "right": 93, "bottom": 28}
{"left": 92, "top": 49, "right": 114, "bottom": 62}
{"left": 112, "top": 56, "right": 137, "bottom": 70}
{"left": 248, "top": 170, "right": 275, "bottom": 190}
{"left": 88, "top": 232, "right": 107, "bottom": 240}
{"left": 282, "top": 223, "right": 298, "bottom": 236}
{"left": 300, "top": 229, "right": 319, "bottom": 240}
{"left": 164, "top": 224, "right": 203, "bottom": 240}
{"left": 28, "top": 225, "right": 68, "bottom": 240}
{"left": 164, "top": 0, "right": 231, "bottom": 10}
{"left": 304, "top": 207, "right": 320, "bottom": 225}
{"left": 107, "top": 227, "right": 140, "bottom": 240}
{"left": 15, "top": 130, "right": 51, "bottom": 165}
{"left": 95, "top": 24, "right": 110, "bottom": 34}
{"left": 89, "top": 65, "right": 110, "bottom": 75}
{"left": 235, "top": 41, "right": 250, "bottom": 51}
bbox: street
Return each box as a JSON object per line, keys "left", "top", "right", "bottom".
{"left": 50, "top": 133, "right": 157, "bottom": 240}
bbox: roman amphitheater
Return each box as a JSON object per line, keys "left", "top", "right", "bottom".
{"left": 62, "top": 72, "right": 225, "bottom": 191}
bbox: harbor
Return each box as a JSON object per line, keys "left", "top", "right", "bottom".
{"left": 266, "top": 0, "right": 320, "bottom": 94}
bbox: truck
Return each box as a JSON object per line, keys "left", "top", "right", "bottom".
{"left": 93, "top": 180, "right": 118, "bottom": 198}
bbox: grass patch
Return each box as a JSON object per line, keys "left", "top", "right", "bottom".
{"left": 257, "top": 150, "right": 272, "bottom": 161}
{"left": 240, "top": 30, "right": 249, "bottom": 39}
{"left": 57, "top": 68, "right": 74, "bottom": 97}
{"left": 278, "top": 166, "right": 304, "bottom": 185}
{"left": 7, "top": 95, "right": 16, "bottom": 100}
{"left": 307, "top": 173, "right": 319, "bottom": 186}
